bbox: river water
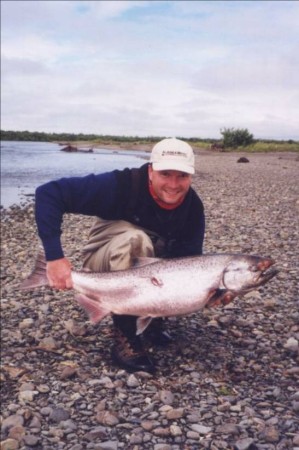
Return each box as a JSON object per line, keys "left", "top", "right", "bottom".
{"left": 0, "top": 141, "right": 149, "bottom": 209}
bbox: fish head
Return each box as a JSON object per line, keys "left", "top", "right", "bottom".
{"left": 222, "top": 255, "right": 278, "bottom": 293}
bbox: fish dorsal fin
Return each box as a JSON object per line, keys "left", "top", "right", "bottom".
{"left": 132, "top": 257, "right": 161, "bottom": 268}
{"left": 136, "top": 316, "right": 153, "bottom": 335}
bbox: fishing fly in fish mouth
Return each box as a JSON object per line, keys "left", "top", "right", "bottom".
{"left": 20, "top": 137, "right": 278, "bottom": 374}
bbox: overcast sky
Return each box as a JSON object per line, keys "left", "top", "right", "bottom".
{"left": 1, "top": 0, "right": 298, "bottom": 140}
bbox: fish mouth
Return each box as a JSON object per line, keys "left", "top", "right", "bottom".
{"left": 256, "top": 258, "right": 278, "bottom": 286}
{"left": 257, "top": 266, "right": 279, "bottom": 285}
{"left": 238, "top": 259, "right": 279, "bottom": 294}
{"left": 256, "top": 257, "right": 275, "bottom": 272}
{"left": 245, "top": 259, "right": 279, "bottom": 292}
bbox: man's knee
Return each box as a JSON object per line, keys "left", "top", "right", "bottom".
{"left": 108, "top": 229, "right": 154, "bottom": 271}
{"left": 125, "top": 230, "right": 154, "bottom": 258}
{"left": 83, "top": 226, "right": 155, "bottom": 272}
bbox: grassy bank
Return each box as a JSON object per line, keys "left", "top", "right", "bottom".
{"left": 75, "top": 138, "right": 299, "bottom": 153}
{"left": 227, "top": 141, "right": 299, "bottom": 153}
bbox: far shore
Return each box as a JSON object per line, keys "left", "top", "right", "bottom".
{"left": 57, "top": 141, "right": 154, "bottom": 152}
{"left": 56, "top": 139, "right": 299, "bottom": 154}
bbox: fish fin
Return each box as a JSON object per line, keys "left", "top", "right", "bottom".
{"left": 132, "top": 257, "right": 161, "bottom": 268}
{"left": 206, "top": 289, "right": 237, "bottom": 308}
{"left": 75, "top": 294, "right": 110, "bottom": 324}
{"left": 19, "top": 251, "right": 49, "bottom": 290}
{"left": 136, "top": 317, "right": 153, "bottom": 335}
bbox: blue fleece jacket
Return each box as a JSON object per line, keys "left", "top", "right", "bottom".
{"left": 35, "top": 164, "right": 205, "bottom": 261}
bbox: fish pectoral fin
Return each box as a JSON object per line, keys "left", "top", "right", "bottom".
{"left": 206, "top": 289, "right": 237, "bottom": 308}
{"left": 75, "top": 294, "right": 110, "bottom": 324}
{"left": 136, "top": 316, "right": 153, "bottom": 335}
{"left": 132, "top": 257, "right": 161, "bottom": 268}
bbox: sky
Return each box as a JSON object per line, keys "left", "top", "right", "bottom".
{"left": 1, "top": 0, "right": 299, "bottom": 140}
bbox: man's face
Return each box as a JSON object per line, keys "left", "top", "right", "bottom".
{"left": 148, "top": 165, "right": 192, "bottom": 205}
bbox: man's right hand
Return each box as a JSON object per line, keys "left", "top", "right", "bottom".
{"left": 46, "top": 258, "right": 73, "bottom": 290}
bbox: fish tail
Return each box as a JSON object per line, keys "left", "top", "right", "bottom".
{"left": 19, "top": 251, "right": 49, "bottom": 290}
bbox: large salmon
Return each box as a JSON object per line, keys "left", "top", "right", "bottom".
{"left": 20, "top": 252, "right": 278, "bottom": 334}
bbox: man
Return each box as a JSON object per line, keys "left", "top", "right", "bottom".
{"left": 35, "top": 137, "right": 205, "bottom": 373}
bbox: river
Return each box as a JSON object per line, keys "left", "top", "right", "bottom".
{"left": 0, "top": 141, "right": 149, "bottom": 209}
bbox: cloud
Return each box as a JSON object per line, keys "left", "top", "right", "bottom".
{"left": 1, "top": 0, "right": 298, "bottom": 139}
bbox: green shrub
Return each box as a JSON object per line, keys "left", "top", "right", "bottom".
{"left": 220, "top": 127, "right": 254, "bottom": 148}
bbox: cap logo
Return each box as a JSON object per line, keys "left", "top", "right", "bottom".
{"left": 161, "top": 150, "right": 187, "bottom": 158}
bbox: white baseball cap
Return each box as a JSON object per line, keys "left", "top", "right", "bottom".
{"left": 150, "top": 138, "right": 195, "bottom": 174}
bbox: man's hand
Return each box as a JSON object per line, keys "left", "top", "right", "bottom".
{"left": 46, "top": 258, "right": 73, "bottom": 290}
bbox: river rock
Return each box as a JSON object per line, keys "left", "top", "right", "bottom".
{"left": 49, "top": 407, "right": 71, "bottom": 423}
{"left": 0, "top": 439, "right": 19, "bottom": 450}
{"left": 1, "top": 415, "right": 24, "bottom": 434}
{"left": 284, "top": 337, "right": 299, "bottom": 352}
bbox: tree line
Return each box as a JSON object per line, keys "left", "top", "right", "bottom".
{"left": 1, "top": 129, "right": 296, "bottom": 149}
{"left": 0, "top": 130, "right": 158, "bottom": 143}
{"left": 0, "top": 129, "right": 217, "bottom": 144}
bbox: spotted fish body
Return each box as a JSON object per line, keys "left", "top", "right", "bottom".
{"left": 20, "top": 252, "right": 278, "bottom": 334}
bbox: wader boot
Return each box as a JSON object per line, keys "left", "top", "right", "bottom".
{"left": 143, "top": 318, "right": 173, "bottom": 346}
{"left": 111, "top": 315, "right": 155, "bottom": 374}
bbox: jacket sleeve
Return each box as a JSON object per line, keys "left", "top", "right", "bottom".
{"left": 35, "top": 172, "right": 118, "bottom": 261}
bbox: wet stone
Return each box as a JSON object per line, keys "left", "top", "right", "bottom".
{"left": 165, "top": 407, "right": 184, "bottom": 419}
{"left": 1, "top": 415, "right": 24, "bottom": 434}
{"left": 170, "top": 424, "right": 182, "bottom": 436}
{"left": 159, "top": 390, "right": 174, "bottom": 405}
{"left": 154, "top": 445, "right": 172, "bottom": 450}
{"left": 23, "top": 434, "right": 40, "bottom": 446}
{"left": 0, "top": 439, "right": 19, "bottom": 450}
{"left": 36, "top": 384, "right": 50, "bottom": 393}
{"left": 19, "top": 382, "right": 35, "bottom": 392}
{"left": 293, "top": 434, "right": 299, "bottom": 445}
{"left": 96, "top": 411, "right": 119, "bottom": 426}
{"left": 7, "top": 426, "right": 26, "bottom": 442}
{"left": 95, "top": 442, "right": 119, "bottom": 450}
{"left": 29, "top": 416, "right": 42, "bottom": 429}
{"left": 284, "top": 337, "right": 299, "bottom": 352}
{"left": 234, "top": 438, "right": 255, "bottom": 450}
{"left": 126, "top": 374, "right": 140, "bottom": 387}
{"left": 18, "top": 390, "right": 38, "bottom": 403}
{"left": 40, "top": 407, "right": 53, "bottom": 416}
{"left": 190, "top": 424, "right": 212, "bottom": 435}
{"left": 259, "top": 425, "right": 280, "bottom": 443}
{"left": 84, "top": 426, "right": 108, "bottom": 441}
{"left": 49, "top": 407, "right": 70, "bottom": 423}
{"left": 215, "top": 423, "right": 239, "bottom": 435}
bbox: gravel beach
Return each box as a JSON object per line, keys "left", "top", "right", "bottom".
{"left": 1, "top": 150, "right": 299, "bottom": 450}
